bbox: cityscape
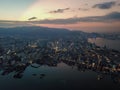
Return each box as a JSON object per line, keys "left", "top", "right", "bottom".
{"left": 0, "top": 0, "right": 120, "bottom": 89}
{"left": 0, "top": 26, "right": 120, "bottom": 89}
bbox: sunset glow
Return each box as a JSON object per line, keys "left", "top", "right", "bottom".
{"left": 0, "top": 0, "right": 120, "bottom": 32}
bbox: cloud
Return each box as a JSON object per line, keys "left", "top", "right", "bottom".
{"left": 0, "top": 12, "right": 120, "bottom": 27}
{"left": 78, "top": 8, "right": 89, "bottom": 11}
{"left": 31, "top": 12, "right": 120, "bottom": 24}
{"left": 49, "top": 8, "right": 70, "bottom": 13}
{"left": 32, "top": 18, "right": 79, "bottom": 24}
{"left": 104, "top": 12, "right": 120, "bottom": 19}
{"left": 0, "top": 20, "right": 32, "bottom": 27}
{"left": 28, "top": 17, "right": 37, "bottom": 20}
{"left": 93, "top": 1, "right": 116, "bottom": 9}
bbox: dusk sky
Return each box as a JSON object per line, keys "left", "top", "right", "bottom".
{"left": 0, "top": 0, "right": 120, "bottom": 32}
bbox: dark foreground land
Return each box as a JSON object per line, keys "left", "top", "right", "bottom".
{"left": 0, "top": 26, "right": 120, "bottom": 89}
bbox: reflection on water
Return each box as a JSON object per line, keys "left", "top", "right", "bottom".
{"left": 0, "top": 59, "right": 120, "bottom": 89}
{"left": 0, "top": 37, "right": 120, "bottom": 89}
{"left": 88, "top": 38, "right": 120, "bottom": 51}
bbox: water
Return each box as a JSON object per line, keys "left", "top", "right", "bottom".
{"left": 0, "top": 62, "right": 120, "bottom": 90}
{"left": 88, "top": 38, "right": 120, "bottom": 51}
{"left": 0, "top": 37, "right": 120, "bottom": 89}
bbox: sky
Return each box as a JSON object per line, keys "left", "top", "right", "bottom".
{"left": 0, "top": 0, "right": 120, "bottom": 33}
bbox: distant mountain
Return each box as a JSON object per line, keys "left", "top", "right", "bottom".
{"left": 0, "top": 26, "right": 86, "bottom": 39}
